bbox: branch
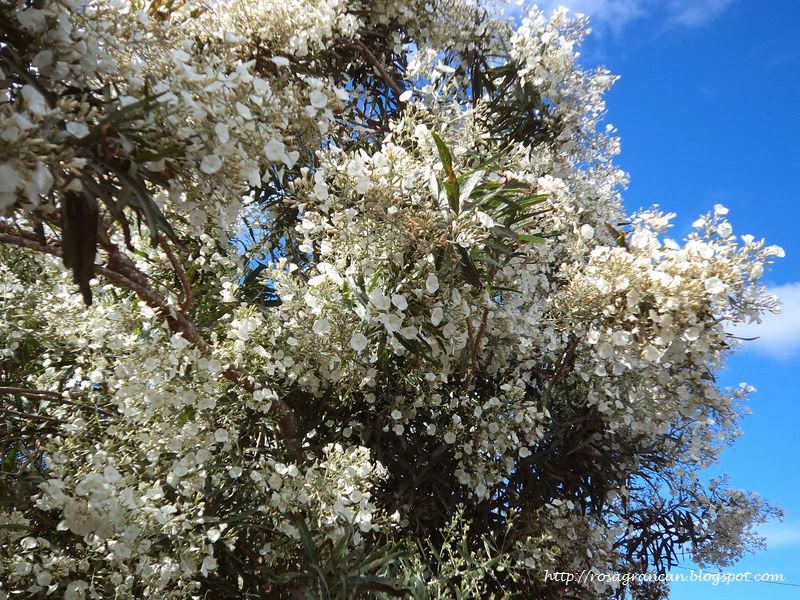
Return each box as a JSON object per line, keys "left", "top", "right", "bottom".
{"left": 160, "top": 235, "right": 193, "bottom": 311}
{"left": 0, "top": 387, "right": 62, "bottom": 399}
{"left": 0, "top": 405, "right": 63, "bottom": 424}
{"left": 0, "top": 386, "right": 106, "bottom": 414}
{"left": 464, "top": 305, "right": 490, "bottom": 390}
{"left": 541, "top": 334, "right": 579, "bottom": 410}
{"left": 340, "top": 39, "right": 405, "bottom": 99}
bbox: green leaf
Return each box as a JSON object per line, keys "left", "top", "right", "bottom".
{"left": 456, "top": 245, "right": 483, "bottom": 288}
{"left": 430, "top": 131, "right": 453, "bottom": 173}
{"left": 458, "top": 169, "right": 484, "bottom": 204}
{"left": 489, "top": 224, "right": 518, "bottom": 241}
{"left": 101, "top": 160, "right": 179, "bottom": 245}
{"left": 297, "top": 518, "right": 319, "bottom": 565}
{"left": 517, "top": 233, "right": 547, "bottom": 244}
{"left": 366, "top": 269, "right": 382, "bottom": 293}
{"left": 431, "top": 131, "right": 460, "bottom": 213}
{"left": 516, "top": 193, "right": 549, "bottom": 210}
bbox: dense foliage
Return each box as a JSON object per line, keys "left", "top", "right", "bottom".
{"left": 0, "top": 1, "right": 784, "bottom": 598}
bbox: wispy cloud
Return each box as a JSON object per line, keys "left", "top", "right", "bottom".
{"left": 759, "top": 521, "right": 800, "bottom": 549}
{"left": 729, "top": 283, "right": 800, "bottom": 359}
{"left": 535, "top": 0, "right": 646, "bottom": 33}
{"left": 766, "top": 50, "right": 800, "bottom": 69}
{"left": 665, "top": 0, "right": 733, "bottom": 27}
{"left": 530, "top": 0, "right": 734, "bottom": 34}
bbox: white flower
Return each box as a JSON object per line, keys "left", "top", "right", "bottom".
{"left": 235, "top": 101, "right": 253, "bottom": 119}
{"left": 398, "top": 89, "right": 413, "bottom": 103}
{"left": 64, "top": 580, "right": 89, "bottom": 600}
{"left": 369, "top": 288, "right": 391, "bottom": 311}
{"left": 399, "top": 325, "right": 417, "bottom": 339}
{"left": 580, "top": 224, "right": 595, "bottom": 240}
{"left": 611, "top": 330, "right": 630, "bottom": 346}
{"left": 380, "top": 313, "right": 403, "bottom": 333}
{"left": 684, "top": 326, "right": 702, "bottom": 342}
{"left": 20, "top": 536, "right": 37, "bottom": 550}
{"left": 213, "top": 428, "right": 229, "bottom": 444}
{"left": 391, "top": 409, "right": 402, "bottom": 420}
{"left": 444, "top": 432, "right": 457, "bottom": 444}
{"left": 313, "top": 318, "right": 331, "bottom": 336}
{"left": 476, "top": 210, "right": 495, "bottom": 228}
{"left": 285, "top": 150, "right": 300, "bottom": 168}
{"left": 268, "top": 473, "right": 283, "bottom": 490}
{"left": 717, "top": 222, "right": 733, "bottom": 237}
{"left": 309, "top": 90, "right": 328, "bottom": 109}
{"left": 431, "top": 307, "right": 444, "bottom": 327}
{"left": 21, "top": 85, "right": 47, "bottom": 115}
{"left": 391, "top": 293, "right": 408, "bottom": 311}
{"left": 66, "top": 122, "right": 90, "bottom": 139}
{"left": 215, "top": 122, "right": 230, "bottom": 143}
{"left": 704, "top": 277, "right": 726, "bottom": 295}
{"left": 425, "top": 273, "right": 440, "bottom": 294}
{"left": 200, "top": 556, "right": 218, "bottom": 577}
{"left": 264, "top": 138, "right": 287, "bottom": 162}
{"left": 356, "top": 176, "right": 371, "bottom": 195}
{"left": 596, "top": 342, "right": 614, "bottom": 359}
{"left": 0, "top": 163, "right": 21, "bottom": 193}
{"left": 642, "top": 345, "right": 661, "bottom": 362}
{"left": 519, "top": 447, "right": 531, "bottom": 458}
{"left": 350, "top": 332, "right": 368, "bottom": 352}
{"left": 207, "top": 528, "right": 222, "bottom": 543}
{"left": 200, "top": 154, "right": 223, "bottom": 174}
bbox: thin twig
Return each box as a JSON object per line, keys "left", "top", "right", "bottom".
{"left": 341, "top": 39, "right": 405, "bottom": 99}
{"left": 159, "top": 235, "right": 193, "bottom": 310}
{"left": 0, "top": 387, "right": 61, "bottom": 399}
{"left": 542, "top": 334, "right": 578, "bottom": 410}
{"left": 0, "top": 386, "right": 110, "bottom": 412}
{"left": 0, "top": 406, "right": 63, "bottom": 424}
{"left": 464, "top": 306, "right": 490, "bottom": 389}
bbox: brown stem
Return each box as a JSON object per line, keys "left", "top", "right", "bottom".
{"left": 0, "top": 387, "right": 62, "bottom": 399}
{"left": 542, "top": 335, "right": 578, "bottom": 410}
{"left": 159, "top": 235, "right": 193, "bottom": 311}
{"left": 0, "top": 405, "right": 63, "bottom": 424}
{"left": 0, "top": 387, "right": 104, "bottom": 413}
{"left": 341, "top": 39, "right": 404, "bottom": 99}
{"left": 464, "top": 306, "right": 490, "bottom": 390}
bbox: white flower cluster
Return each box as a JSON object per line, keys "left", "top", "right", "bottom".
{"left": 0, "top": 1, "right": 784, "bottom": 597}
{"left": 0, "top": 0, "right": 353, "bottom": 236}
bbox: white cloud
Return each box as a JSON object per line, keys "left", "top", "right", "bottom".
{"left": 759, "top": 522, "right": 800, "bottom": 549}
{"left": 529, "top": 0, "right": 733, "bottom": 33}
{"left": 729, "top": 283, "right": 800, "bottom": 359}
{"left": 666, "top": 0, "right": 733, "bottom": 27}
{"left": 535, "top": 0, "right": 646, "bottom": 32}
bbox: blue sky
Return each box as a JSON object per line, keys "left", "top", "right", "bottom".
{"left": 522, "top": 0, "right": 800, "bottom": 597}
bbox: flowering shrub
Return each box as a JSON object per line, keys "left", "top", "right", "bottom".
{"left": 0, "top": 1, "right": 783, "bottom": 598}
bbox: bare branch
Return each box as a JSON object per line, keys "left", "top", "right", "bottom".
{"left": 160, "top": 235, "right": 193, "bottom": 310}
{"left": 0, "top": 387, "right": 62, "bottom": 399}
{"left": 464, "top": 305, "right": 490, "bottom": 390}
{"left": 340, "top": 39, "right": 405, "bottom": 99}
{"left": 0, "top": 405, "right": 63, "bottom": 424}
